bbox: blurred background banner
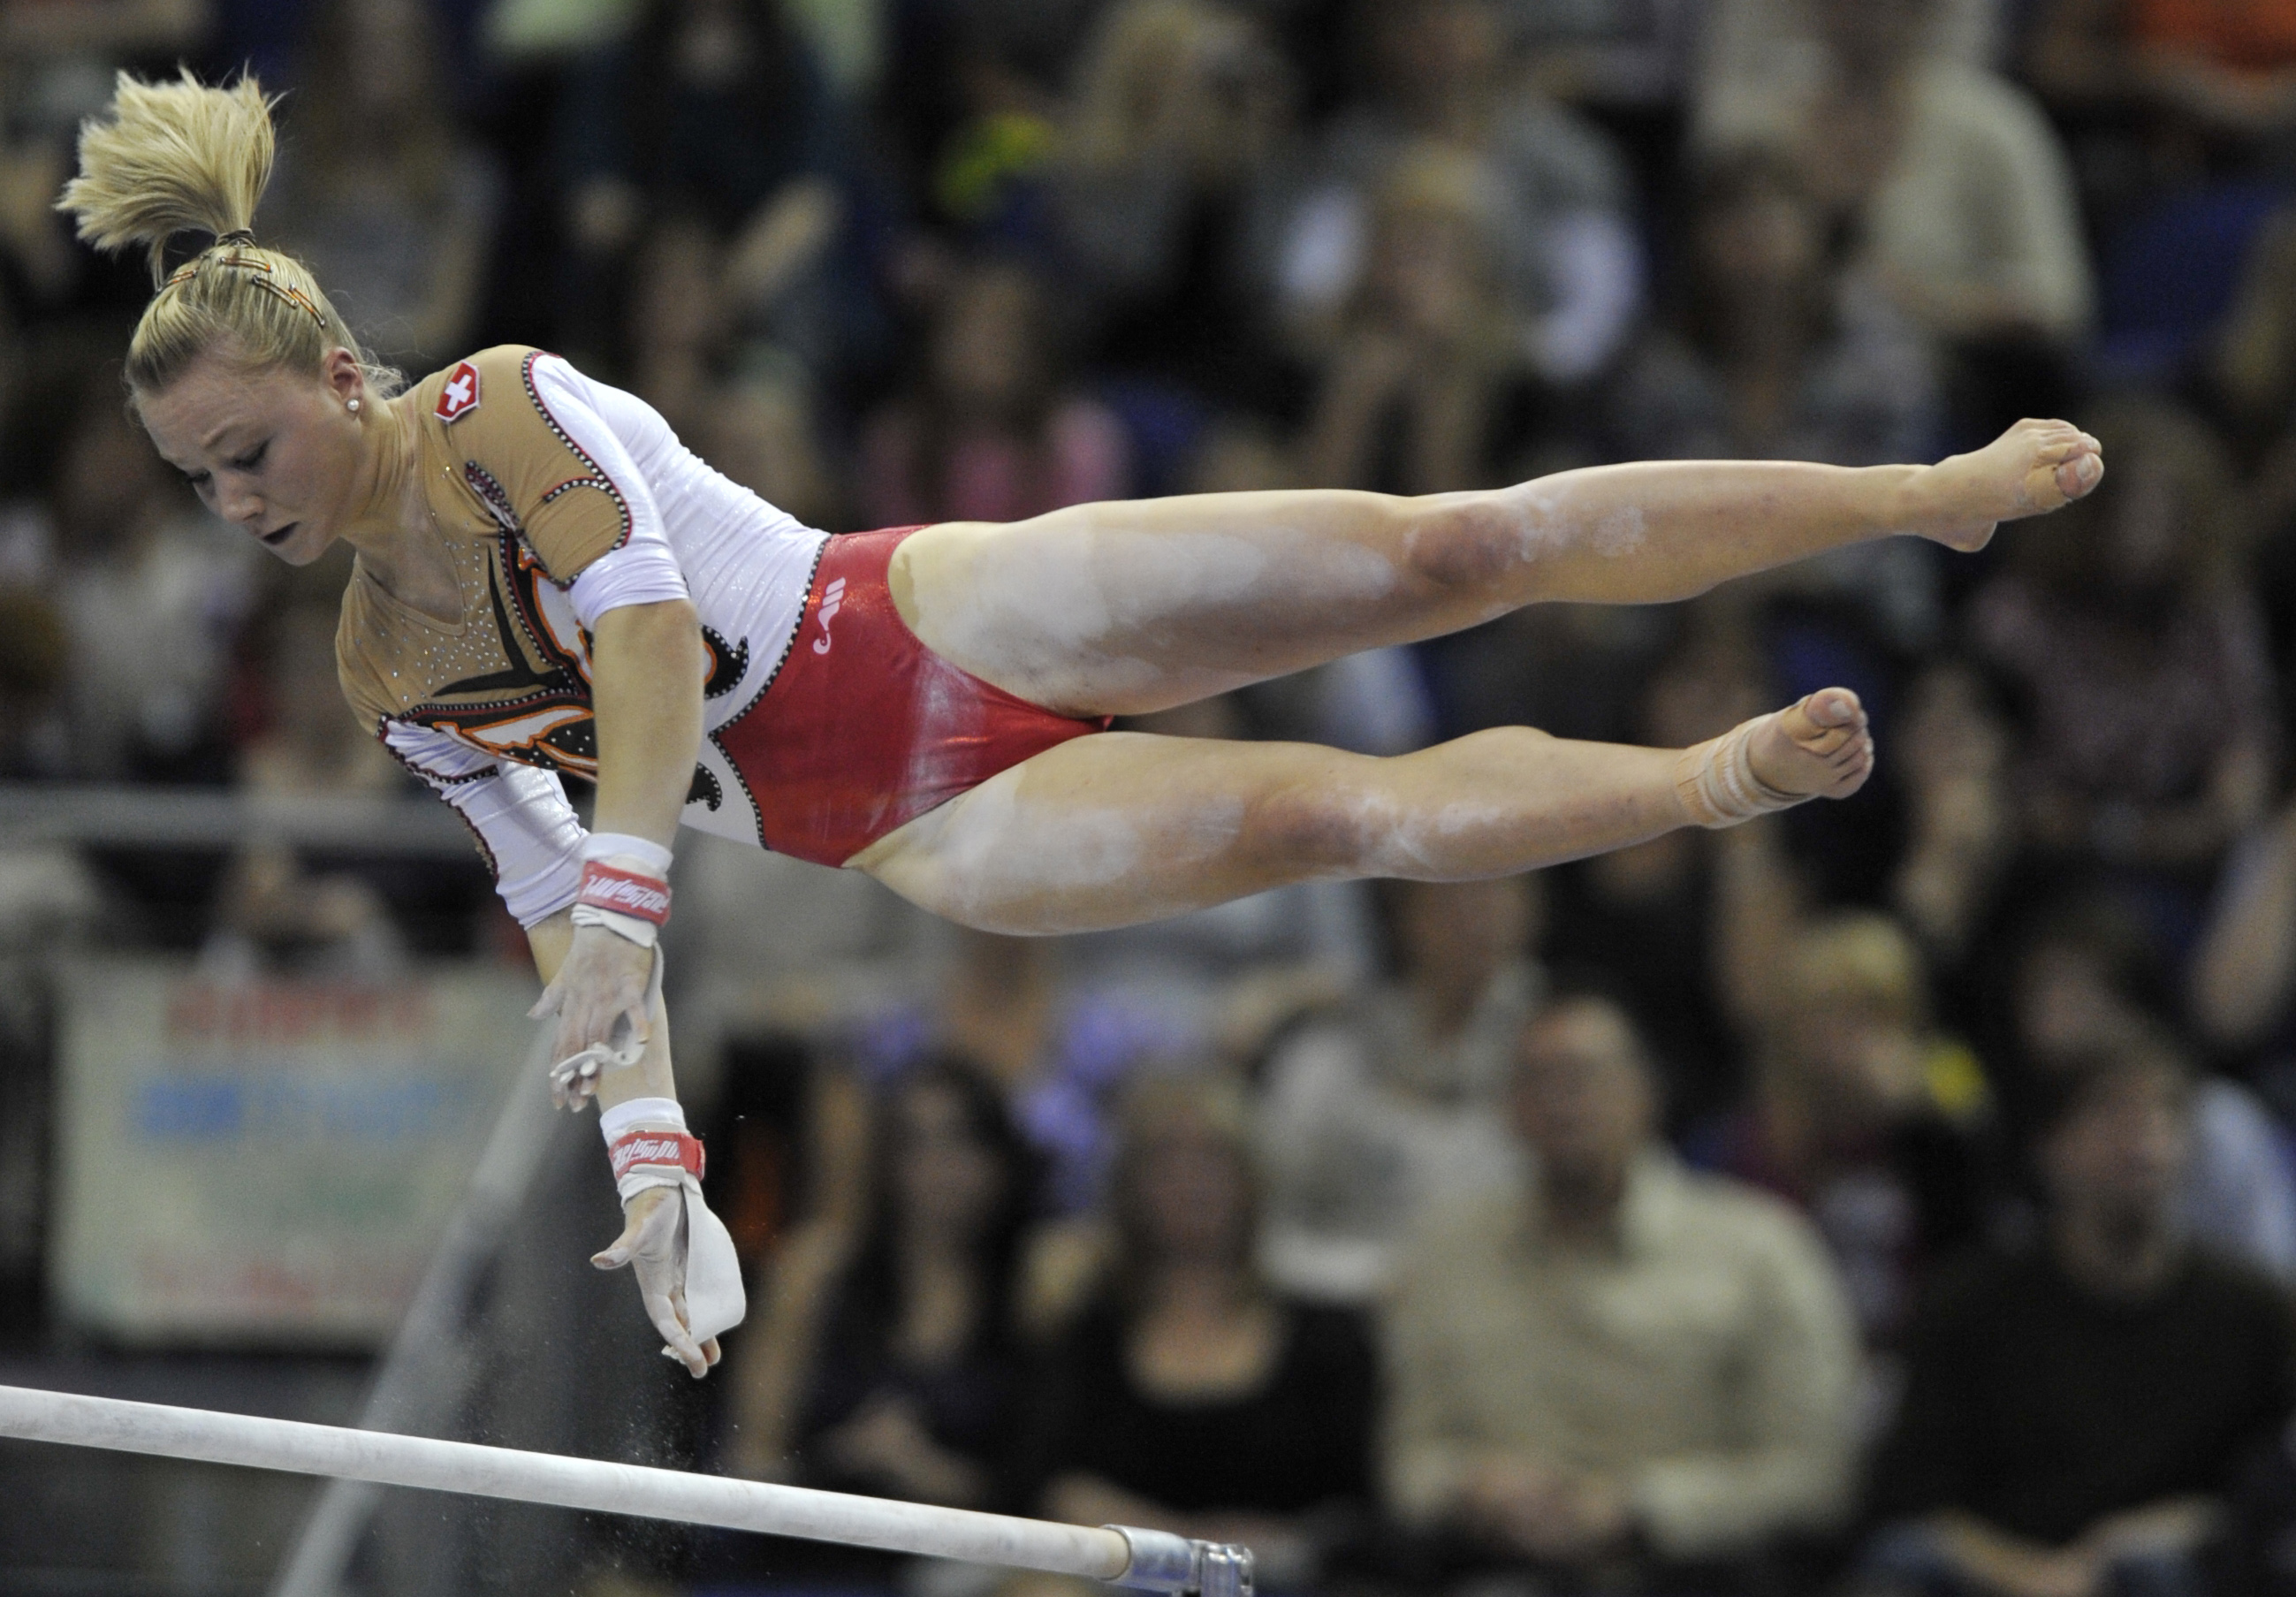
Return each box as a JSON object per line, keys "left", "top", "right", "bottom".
{"left": 51, "top": 963, "right": 532, "bottom": 1345}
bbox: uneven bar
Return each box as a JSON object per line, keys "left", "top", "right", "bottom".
{"left": 0, "top": 1384, "right": 1247, "bottom": 1595}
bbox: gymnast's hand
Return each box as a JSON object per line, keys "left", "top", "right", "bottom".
{"left": 529, "top": 923, "right": 656, "bottom": 1109}
{"left": 593, "top": 1185, "right": 723, "bottom": 1378}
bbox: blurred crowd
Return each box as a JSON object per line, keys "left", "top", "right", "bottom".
{"left": 8, "top": 0, "right": 2296, "bottom": 1593}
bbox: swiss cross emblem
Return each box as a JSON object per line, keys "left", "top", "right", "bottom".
{"left": 436, "top": 361, "right": 482, "bottom": 422}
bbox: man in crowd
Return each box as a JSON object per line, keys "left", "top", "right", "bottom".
{"left": 1862, "top": 1041, "right": 2296, "bottom": 1597}
{"left": 1381, "top": 992, "right": 1860, "bottom": 1580}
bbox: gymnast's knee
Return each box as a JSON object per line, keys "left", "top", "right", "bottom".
{"left": 1239, "top": 775, "right": 1387, "bottom": 878}
{"left": 1402, "top": 490, "right": 1533, "bottom": 591}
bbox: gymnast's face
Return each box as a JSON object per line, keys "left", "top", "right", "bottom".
{"left": 137, "top": 346, "right": 371, "bottom": 567}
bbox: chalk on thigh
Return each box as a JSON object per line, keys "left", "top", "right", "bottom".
{"left": 853, "top": 732, "right": 1392, "bottom": 935}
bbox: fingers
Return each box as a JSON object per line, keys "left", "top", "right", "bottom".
{"left": 594, "top": 1192, "right": 714, "bottom": 1378}
{"left": 646, "top": 1282, "right": 711, "bottom": 1377}
{"left": 527, "top": 975, "right": 566, "bottom": 1023}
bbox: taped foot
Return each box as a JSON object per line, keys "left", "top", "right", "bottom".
{"left": 1676, "top": 689, "right": 1874, "bottom": 828}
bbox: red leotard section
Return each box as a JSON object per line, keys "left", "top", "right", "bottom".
{"left": 713, "top": 526, "right": 1108, "bottom": 867}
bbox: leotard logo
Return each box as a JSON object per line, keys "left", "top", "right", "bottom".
{"left": 812, "top": 576, "right": 847, "bottom": 655}
{"left": 436, "top": 361, "right": 482, "bottom": 422}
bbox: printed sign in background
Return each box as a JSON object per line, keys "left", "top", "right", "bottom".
{"left": 53, "top": 962, "right": 537, "bottom": 1345}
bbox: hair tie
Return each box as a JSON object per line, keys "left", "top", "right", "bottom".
{"left": 216, "top": 227, "right": 255, "bottom": 247}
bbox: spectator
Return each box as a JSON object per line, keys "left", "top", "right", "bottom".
{"left": 1295, "top": 143, "right": 1542, "bottom": 495}
{"left": 1382, "top": 995, "right": 1859, "bottom": 1574}
{"left": 1973, "top": 395, "right": 2276, "bottom": 882}
{"left": 2193, "top": 789, "right": 2296, "bottom": 1060}
{"left": 553, "top": 0, "right": 847, "bottom": 371}
{"left": 0, "top": 585, "right": 67, "bottom": 779}
{"left": 841, "top": 927, "right": 1199, "bottom": 1221}
{"left": 1890, "top": 662, "right": 2019, "bottom": 980}
{"left": 1256, "top": 876, "right": 1541, "bottom": 1302}
{"left": 1605, "top": 149, "right": 1944, "bottom": 649}
{"left": 197, "top": 600, "right": 411, "bottom": 979}
{"left": 1860, "top": 1045, "right": 2296, "bottom": 1597}
{"left": 1273, "top": 0, "right": 1643, "bottom": 389}
{"left": 1692, "top": 914, "right": 1996, "bottom": 1364}
{"left": 856, "top": 255, "right": 1131, "bottom": 529}
{"left": 263, "top": 0, "right": 500, "bottom": 373}
{"left": 44, "top": 369, "right": 255, "bottom": 782}
{"left": 1052, "top": 0, "right": 1304, "bottom": 415}
{"left": 726, "top": 1060, "right": 1038, "bottom": 1517}
{"left": 1699, "top": 0, "right": 2092, "bottom": 437}
{"left": 2008, "top": 894, "right": 2296, "bottom": 1283}
{"left": 1533, "top": 605, "right": 1757, "bottom": 1123}
{"left": 1030, "top": 1074, "right": 1378, "bottom": 1586}
{"left": 625, "top": 217, "right": 841, "bottom": 531}
{"left": 1608, "top": 151, "right": 1936, "bottom": 470}
{"left": 2029, "top": 0, "right": 2296, "bottom": 147}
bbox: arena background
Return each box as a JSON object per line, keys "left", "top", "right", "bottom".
{"left": 5, "top": 0, "right": 2296, "bottom": 1593}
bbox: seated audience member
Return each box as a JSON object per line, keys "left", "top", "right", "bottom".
{"left": 625, "top": 217, "right": 842, "bottom": 531}
{"left": 1258, "top": 876, "right": 1542, "bottom": 1301}
{"left": 2193, "top": 789, "right": 2296, "bottom": 1061}
{"left": 1383, "top": 996, "right": 1859, "bottom": 1575}
{"left": 1699, "top": 0, "right": 2091, "bottom": 435}
{"left": 1051, "top": 0, "right": 1303, "bottom": 414}
{"left": 1891, "top": 663, "right": 2019, "bottom": 980}
{"left": 727, "top": 1060, "right": 1038, "bottom": 1516}
{"left": 857, "top": 255, "right": 1131, "bottom": 529}
{"left": 552, "top": 0, "right": 848, "bottom": 369}
{"left": 2028, "top": 0, "right": 2296, "bottom": 145}
{"left": 1031, "top": 1075, "right": 1378, "bottom": 1585}
{"left": 264, "top": 0, "right": 498, "bottom": 372}
{"left": 1973, "top": 396, "right": 2275, "bottom": 881}
{"left": 1275, "top": 0, "right": 1643, "bottom": 389}
{"left": 1861, "top": 1046, "right": 2296, "bottom": 1597}
{"left": 1295, "top": 144, "right": 1542, "bottom": 496}
{"left": 200, "top": 601, "right": 414, "bottom": 978}
{"left": 843, "top": 927, "right": 1197, "bottom": 1220}
{"left": 47, "top": 369, "right": 255, "bottom": 783}
{"left": 1609, "top": 152, "right": 1936, "bottom": 471}
{"left": 1691, "top": 913, "right": 1996, "bottom": 1360}
{"left": 2011, "top": 896, "right": 2296, "bottom": 1284}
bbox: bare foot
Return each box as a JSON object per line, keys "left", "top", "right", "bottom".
{"left": 1749, "top": 688, "right": 1874, "bottom": 801}
{"left": 1906, "top": 419, "right": 2105, "bottom": 551}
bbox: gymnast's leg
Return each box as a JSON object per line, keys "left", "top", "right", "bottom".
{"left": 890, "top": 420, "right": 2102, "bottom": 717}
{"left": 853, "top": 691, "right": 1872, "bottom": 936}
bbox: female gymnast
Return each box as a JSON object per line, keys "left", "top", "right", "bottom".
{"left": 60, "top": 74, "right": 2103, "bottom": 1378}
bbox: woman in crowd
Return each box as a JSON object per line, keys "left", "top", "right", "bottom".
{"left": 1973, "top": 394, "right": 2274, "bottom": 885}
{"left": 1256, "top": 875, "right": 1540, "bottom": 1302}
{"left": 1029, "top": 1075, "right": 1378, "bottom": 1586}
{"left": 726, "top": 1060, "right": 1036, "bottom": 1520}
{"left": 1688, "top": 911, "right": 1998, "bottom": 1359}
{"left": 857, "top": 255, "right": 1131, "bottom": 529}
{"left": 1295, "top": 145, "right": 1542, "bottom": 498}
{"left": 2008, "top": 893, "right": 2296, "bottom": 1283}
{"left": 58, "top": 71, "right": 2101, "bottom": 1373}
{"left": 261, "top": 0, "right": 498, "bottom": 373}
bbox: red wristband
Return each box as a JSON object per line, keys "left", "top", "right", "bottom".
{"left": 577, "top": 861, "right": 672, "bottom": 926}
{"left": 608, "top": 1128, "right": 705, "bottom": 1183}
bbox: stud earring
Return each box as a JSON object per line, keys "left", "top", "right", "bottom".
{"left": 347, "top": 398, "right": 361, "bottom": 414}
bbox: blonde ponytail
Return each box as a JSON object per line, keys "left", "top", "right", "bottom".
{"left": 56, "top": 70, "right": 399, "bottom": 399}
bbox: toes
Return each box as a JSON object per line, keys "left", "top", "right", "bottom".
{"left": 2054, "top": 451, "right": 2104, "bottom": 499}
{"left": 1783, "top": 688, "right": 1866, "bottom": 754}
